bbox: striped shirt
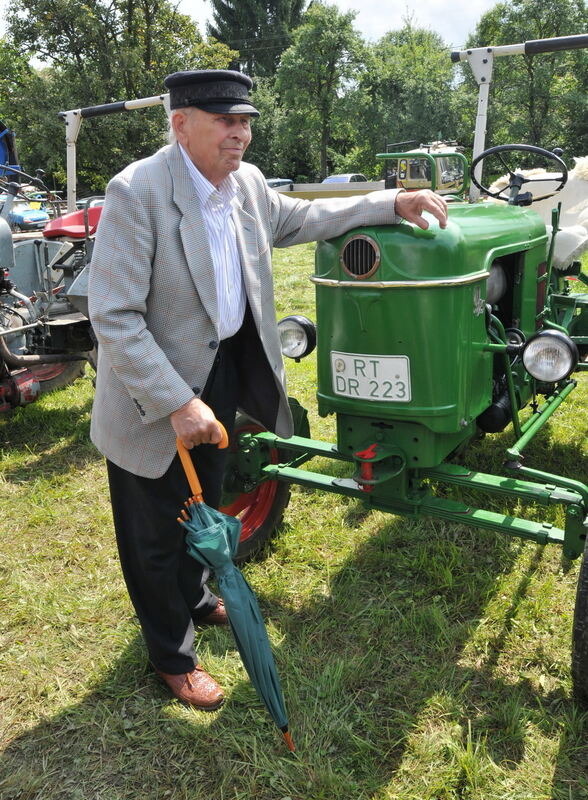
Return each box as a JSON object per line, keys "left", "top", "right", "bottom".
{"left": 179, "top": 144, "right": 246, "bottom": 340}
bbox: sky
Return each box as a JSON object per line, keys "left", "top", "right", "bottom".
{"left": 178, "top": 0, "right": 499, "bottom": 50}
{"left": 0, "top": 0, "right": 499, "bottom": 51}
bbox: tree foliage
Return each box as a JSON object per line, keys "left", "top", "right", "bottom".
{"left": 207, "top": 0, "right": 307, "bottom": 76}
{"left": 467, "top": 0, "right": 588, "bottom": 156}
{"left": 245, "top": 77, "right": 287, "bottom": 177}
{"left": 276, "top": 1, "right": 365, "bottom": 180}
{"left": 0, "top": 0, "right": 587, "bottom": 193}
{"left": 341, "top": 23, "right": 461, "bottom": 179}
{"left": 1, "top": 0, "right": 238, "bottom": 191}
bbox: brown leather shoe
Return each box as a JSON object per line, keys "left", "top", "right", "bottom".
{"left": 155, "top": 665, "right": 224, "bottom": 710}
{"left": 198, "top": 598, "right": 228, "bottom": 626}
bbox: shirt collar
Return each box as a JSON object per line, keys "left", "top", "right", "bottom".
{"left": 179, "top": 143, "right": 238, "bottom": 209}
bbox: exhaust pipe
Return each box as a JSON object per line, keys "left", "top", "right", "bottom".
{"left": 0, "top": 330, "right": 86, "bottom": 367}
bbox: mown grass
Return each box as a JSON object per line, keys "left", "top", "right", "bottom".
{"left": 1, "top": 242, "right": 587, "bottom": 800}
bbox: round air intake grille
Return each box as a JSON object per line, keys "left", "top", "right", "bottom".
{"left": 340, "top": 235, "right": 380, "bottom": 279}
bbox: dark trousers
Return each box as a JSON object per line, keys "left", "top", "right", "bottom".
{"left": 106, "top": 335, "right": 241, "bottom": 674}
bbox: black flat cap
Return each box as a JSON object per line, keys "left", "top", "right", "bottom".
{"left": 164, "top": 69, "right": 260, "bottom": 116}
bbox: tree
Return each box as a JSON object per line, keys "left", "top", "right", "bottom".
{"left": 345, "top": 22, "right": 460, "bottom": 179}
{"left": 207, "top": 0, "right": 307, "bottom": 76}
{"left": 1, "top": 0, "right": 238, "bottom": 191}
{"left": 466, "top": 0, "right": 588, "bottom": 157}
{"left": 275, "top": 2, "right": 365, "bottom": 180}
{"left": 244, "top": 77, "right": 287, "bottom": 177}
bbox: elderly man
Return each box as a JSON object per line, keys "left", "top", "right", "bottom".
{"left": 88, "top": 69, "right": 447, "bottom": 711}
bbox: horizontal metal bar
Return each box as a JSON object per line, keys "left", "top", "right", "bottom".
{"left": 0, "top": 320, "right": 42, "bottom": 337}
{"left": 59, "top": 94, "right": 167, "bottom": 120}
{"left": 422, "top": 463, "right": 583, "bottom": 507}
{"left": 421, "top": 495, "right": 565, "bottom": 546}
{"left": 262, "top": 462, "right": 568, "bottom": 547}
{"left": 254, "top": 431, "right": 352, "bottom": 462}
{"left": 451, "top": 34, "right": 588, "bottom": 63}
{"left": 310, "top": 271, "right": 490, "bottom": 289}
{"left": 507, "top": 463, "right": 588, "bottom": 509}
{"left": 258, "top": 430, "right": 588, "bottom": 508}
{"left": 262, "top": 464, "right": 365, "bottom": 499}
{"left": 477, "top": 342, "right": 508, "bottom": 353}
{"left": 80, "top": 101, "right": 127, "bottom": 118}
{"left": 526, "top": 34, "right": 588, "bottom": 55}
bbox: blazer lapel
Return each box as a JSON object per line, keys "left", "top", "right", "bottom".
{"left": 233, "top": 186, "right": 262, "bottom": 325}
{"left": 167, "top": 145, "right": 219, "bottom": 332}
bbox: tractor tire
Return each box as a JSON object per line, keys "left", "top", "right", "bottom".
{"left": 572, "top": 538, "right": 588, "bottom": 707}
{"left": 30, "top": 361, "right": 86, "bottom": 394}
{"left": 220, "top": 413, "right": 291, "bottom": 564}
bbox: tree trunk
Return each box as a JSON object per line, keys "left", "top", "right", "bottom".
{"left": 320, "top": 119, "right": 329, "bottom": 180}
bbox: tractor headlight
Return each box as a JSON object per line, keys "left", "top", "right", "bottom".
{"left": 522, "top": 330, "right": 578, "bottom": 382}
{"left": 277, "top": 315, "right": 316, "bottom": 360}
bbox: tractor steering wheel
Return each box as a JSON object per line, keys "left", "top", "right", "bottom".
{"left": 470, "top": 144, "right": 568, "bottom": 203}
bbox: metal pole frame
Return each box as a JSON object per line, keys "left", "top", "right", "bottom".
{"left": 58, "top": 94, "right": 171, "bottom": 212}
{"left": 450, "top": 34, "right": 588, "bottom": 202}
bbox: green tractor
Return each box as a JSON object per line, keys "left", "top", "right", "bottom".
{"left": 216, "top": 35, "right": 588, "bottom": 702}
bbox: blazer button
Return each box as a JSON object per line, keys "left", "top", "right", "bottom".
{"left": 209, "top": 340, "right": 218, "bottom": 349}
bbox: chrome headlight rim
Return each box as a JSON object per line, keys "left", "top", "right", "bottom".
{"left": 522, "top": 329, "right": 579, "bottom": 382}
{"left": 277, "top": 314, "right": 316, "bottom": 361}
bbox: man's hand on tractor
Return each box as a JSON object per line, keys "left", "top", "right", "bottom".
{"left": 395, "top": 189, "right": 448, "bottom": 230}
{"left": 170, "top": 397, "right": 224, "bottom": 449}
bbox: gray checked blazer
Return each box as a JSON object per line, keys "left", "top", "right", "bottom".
{"left": 88, "top": 143, "right": 403, "bottom": 478}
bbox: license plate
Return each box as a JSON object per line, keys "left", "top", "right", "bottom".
{"left": 331, "top": 351, "right": 411, "bottom": 402}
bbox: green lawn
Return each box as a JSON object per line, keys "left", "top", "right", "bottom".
{"left": 1, "top": 243, "right": 587, "bottom": 800}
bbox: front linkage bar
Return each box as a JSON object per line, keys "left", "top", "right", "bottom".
{"left": 239, "top": 431, "right": 587, "bottom": 560}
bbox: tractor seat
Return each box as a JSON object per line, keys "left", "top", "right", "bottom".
{"left": 44, "top": 205, "right": 103, "bottom": 239}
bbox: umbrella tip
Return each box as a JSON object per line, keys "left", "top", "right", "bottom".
{"left": 282, "top": 731, "right": 295, "bottom": 752}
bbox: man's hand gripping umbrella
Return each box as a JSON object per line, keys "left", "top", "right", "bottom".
{"left": 176, "top": 425, "right": 295, "bottom": 752}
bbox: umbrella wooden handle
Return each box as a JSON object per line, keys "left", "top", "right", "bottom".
{"left": 176, "top": 421, "right": 229, "bottom": 502}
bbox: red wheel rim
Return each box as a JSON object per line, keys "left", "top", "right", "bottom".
{"left": 28, "top": 363, "right": 69, "bottom": 382}
{"left": 219, "top": 424, "right": 280, "bottom": 544}
{"left": 221, "top": 481, "right": 279, "bottom": 543}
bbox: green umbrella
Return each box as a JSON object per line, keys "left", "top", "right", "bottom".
{"left": 177, "top": 435, "right": 295, "bottom": 752}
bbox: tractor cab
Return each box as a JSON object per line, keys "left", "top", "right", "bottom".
{"left": 381, "top": 141, "right": 468, "bottom": 197}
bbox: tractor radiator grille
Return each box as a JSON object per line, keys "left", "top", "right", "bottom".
{"left": 340, "top": 235, "right": 380, "bottom": 279}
